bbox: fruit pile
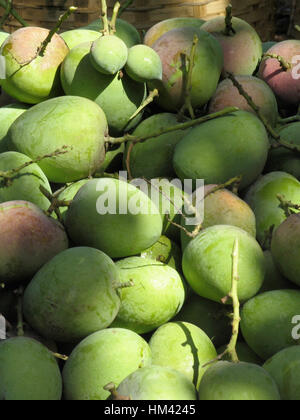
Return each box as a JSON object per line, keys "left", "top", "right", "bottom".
{"left": 0, "top": 1, "right": 300, "bottom": 401}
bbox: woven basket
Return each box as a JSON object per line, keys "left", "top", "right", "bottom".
{"left": 2, "top": 0, "right": 101, "bottom": 33}
{"left": 1, "top": 0, "right": 276, "bottom": 41}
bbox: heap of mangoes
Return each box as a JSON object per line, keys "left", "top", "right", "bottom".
{"left": 0, "top": 1, "right": 300, "bottom": 401}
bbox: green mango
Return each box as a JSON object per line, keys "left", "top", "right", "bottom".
{"left": 0, "top": 337, "right": 62, "bottom": 400}
{"left": 241, "top": 290, "right": 300, "bottom": 360}
{"left": 173, "top": 111, "right": 269, "bottom": 191}
{"left": 9, "top": 96, "right": 108, "bottom": 183}
{"left": 198, "top": 362, "right": 280, "bottom": 400}
{"left": 125, "top": 45, "right": 162, "bottom": 83}
{"left": 60, "top": 41, "right": 146, "bottom": 136}
{"left": 182, "top": 225, "right": 266, "bottom": 304}
{"left": 261, "top": 250, "right": 295, "bottom": 293}
{"left": 23, "top": 247, "right": 121, "bottom": 343}
{"left": 149, "top": 321, "right": 217, "bottom": 389}
{"left": 0, "top": 103, "right": 28, "bottom": 152}
{"left": 0, "top": 27, "right": 69, "bottom": 104}
{"left": 0, "top": 151, "right": 51, "bottom": 211}
{"left": 264, "top": 346, "right": 300, "bottom": 400}
{"left": 124, "top": 113, "right": 189, "bottom": 179}
{"left": 245, "top": 171, "right": 300, "bottom": 244}
{"left": 0, "top": 30, "right": 9, "bottom": 47}
{"left": 140, "top": 235, "right": 182, "bottom": 272}
{"left": 85, "top": 18, "right": 141, "bottom": 48}
{"left": 271, "top": 213, "right": 300, "bottom": 287}
{"left": 218, "top": 342, "right": 263, "bottom": 365}
{"left": 62, "top": 328, "right": 151, "bottom": 400}
{"left": 90, "top": 35, "right": 128, "bottom": 75}
{"left": 110, "top": 256, "right": 185, "bottom": 334}
{"left": 60, "top": 29, "right": 100, "bottom": 50}
{"left": 116, "top": 365, "right": 197, "bottom": 400}
{"left": 65, "top": 178, "right": 163, "bottom": 259}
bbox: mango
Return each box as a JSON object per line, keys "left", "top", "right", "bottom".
{"left": 261, "top": 250, "right": 295, "bottom": 293}
{"left": 0, "top": 201, "right": 68, "bottom": 286}
{"left": 62, "top": 328, "right": 152, "bottom": 400}
{"left": 140, "top": 235, "right": 182, "bottom": 272}
{"left": 202, "top": 17, "right": 262, "bottom": 75}
{"left": 271, "top": 213, "right": 300, "bottom": 287}
{"left": 266, "top": 123, "right": 300, "bottom": 179}
{"left": 124, "top": 113, "right": 189, "bottom": 179}
{"left": 0, "top": 30, "right": 8, "bottom": 46}
{"left": 60, "top": 28, "right": 100, "bottom": 50}
{"left": 150, "top": 27, "right": 223, "bottom": 112}
{"left": 116, "top": 365, "right": 197, "bottom": 400}
{"left": 144, "top": 17, "right": 205, "bottom": 47}
{"left": 65, "top": 178, "right": 163, "bottom": 258}
{"left": 173, "top": 294, "right": 231, "bottom": 348}
{"left": 259, "top": 40, "right": 300, "bottom": 106}
{"left": 125, "top": 45, "right": 162, "bottom": 83}
{"left": 149, "top": 321, "right": 217, "bottom": 389}
{"left": 0, "top": 151, "right": 51, "bottom": 211}
{"left": 218, "top": 342, "right": 263, "bottom": 365}
{"left": 55, "top": 179, "right": 90, "bottom": 220}
{"left": 9, "top": 96, "right": 107, "bottom": 183}
{"left": 173, "top": 111, "right": 269, "bottom": 191}
{"left": 0, "top": 337, "right": 62, "bottom": 400}
{"left": 60, "top": 42, "right": 146, "bottom": 136}
{"left": 0, "top": 27, "right": 69, "bottom": 104}
{"left": 0, "top": 103, "right": 28, "bottom": 152}
{"left": 23, "top": 247, "right": 121, "bottom": 343}
{"left": 208, "top": 76, "right": 278, "bottom": 127}
{"left": 198, "top": 362, "right": 280, "bottom": 400}
{"left": 244, "top": 171, "right": 300, "bottom": 244}
{"left": 111, "top": 256, "right": 185, "bottom": 334}
{"left": 181, "top": 185, "right": 256, "bottom": 251}
{"left": 90, "top": 35, "right": 128, "bottom": 75}
{"left": 240, "top": 290, "right": 300, "bottom": 360}
{"left": 182, "top": 225, "right": 265, "bottom": 304}
{"left": 85, "top": 18, "right": 141, "bottom": 48}
{"left": 264, "top": 346, "right": 300, "bottom": 400}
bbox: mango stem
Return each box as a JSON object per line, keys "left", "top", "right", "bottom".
{"left": 0, "top": 0, "right": 28, "bottom": 27}
{"left": 262, "top": 53, "right": 291, "bottom": 72}
{"left": 104, "top": 382, "right": 131, "bottom": 400}
{"left": 110, "top": 2, "right": 121, "bottom": 34}
{"left": 224, "top": 4, "right": 236, "bottom": 36}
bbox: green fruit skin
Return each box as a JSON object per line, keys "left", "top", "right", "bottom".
{"left": 65, "top": 178, "right": 163, "bottom": 259}
{"left": 1, "top": 27, "right": 69, "bottom": 104}
{"left": 144, "top": 17, "right": 205, "bottom": 47}
{"left": 181, "top": 185, "right": 257, "bottom": 251}
{"left": 150, "top": 28, "right": 223, "bottom": 111}
{"left": 0, "top": 337, "right": 62, "bottom": 401}
{"left": 182, "top": 225, "right": 266, "bottom": 304}
{"left": 241, "top": 290, "right": 300, "bottom": 360}
{"left": 208, "top": 76, "right": 278, "bottom": 127}
{"left": 271, "top": 213, "right": 300, "bottom": 287}
{"left": 90, "top": 35, "right": 128, "bottom": 75}
{"left": 140, "top": 235, "right": 182, "bottom": 272}
{"left": 202, "top": 17, "right": 263, "bottom": 76}
{"left": 124, "top": 113, "right": 189, "bottom": 179}
{"left": 56, "top": 179, "right": 90, "bottom": 220}
{"left": 85, "top": 18, "right": 141, "bottom": 48}
{"left": 173, "top": 294, "right": 231, "bottom": 348}
{"left": 261, "top": 250, "right": 295, "bottom": 293}
{"left": 173, "top": 111, "right": 269, "bottom": 191}
{"left": 60, "top": 41, "right": 146, "bottom": 136}
{"left": 9, "top": 96, "right": 107, "bottom": 183}
{"left": 60, "top": 29, "right": 100, "bottom": 50}
{"left": 125, "top": 45, "right": 162, "bottom": 83}
{"left": 0, "top": 151, "right": 51, "bottom": 211}
{"left": 0, "top": 103, "right": 28, "bottom": 152}
{"left": 111, "top": 257, "right": 185, "bottom": 334}
{"left": 0, "top": 200, "right": 68, "bottom": 286}
{"left": 263, "top": 346, "right": 300, "bottom": 400}
{"left": 0, "top": 30, "right": 9, "bottom": 47}
{"left": 218, "top": 343, "right": 263, "bottom": 365}
{"left": 23, "top": 247, "right": 121, "bottom": 343}
{"left": 149, "top": 321, "right": 217, "bottom": 389}
{"left": 198, "top": 362, "right": 280, "bottom": 401}
{"left": 62, "top": 328, "right": 152, "bottom": 400}
{"left": 117, "top": 365, "right": 197, "bottom": 400}
{"left": 245, "top": 172, "right": 300, "bottom": 244}
{"left": 266, "top": 123, "right": 300, "bottom": 179}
